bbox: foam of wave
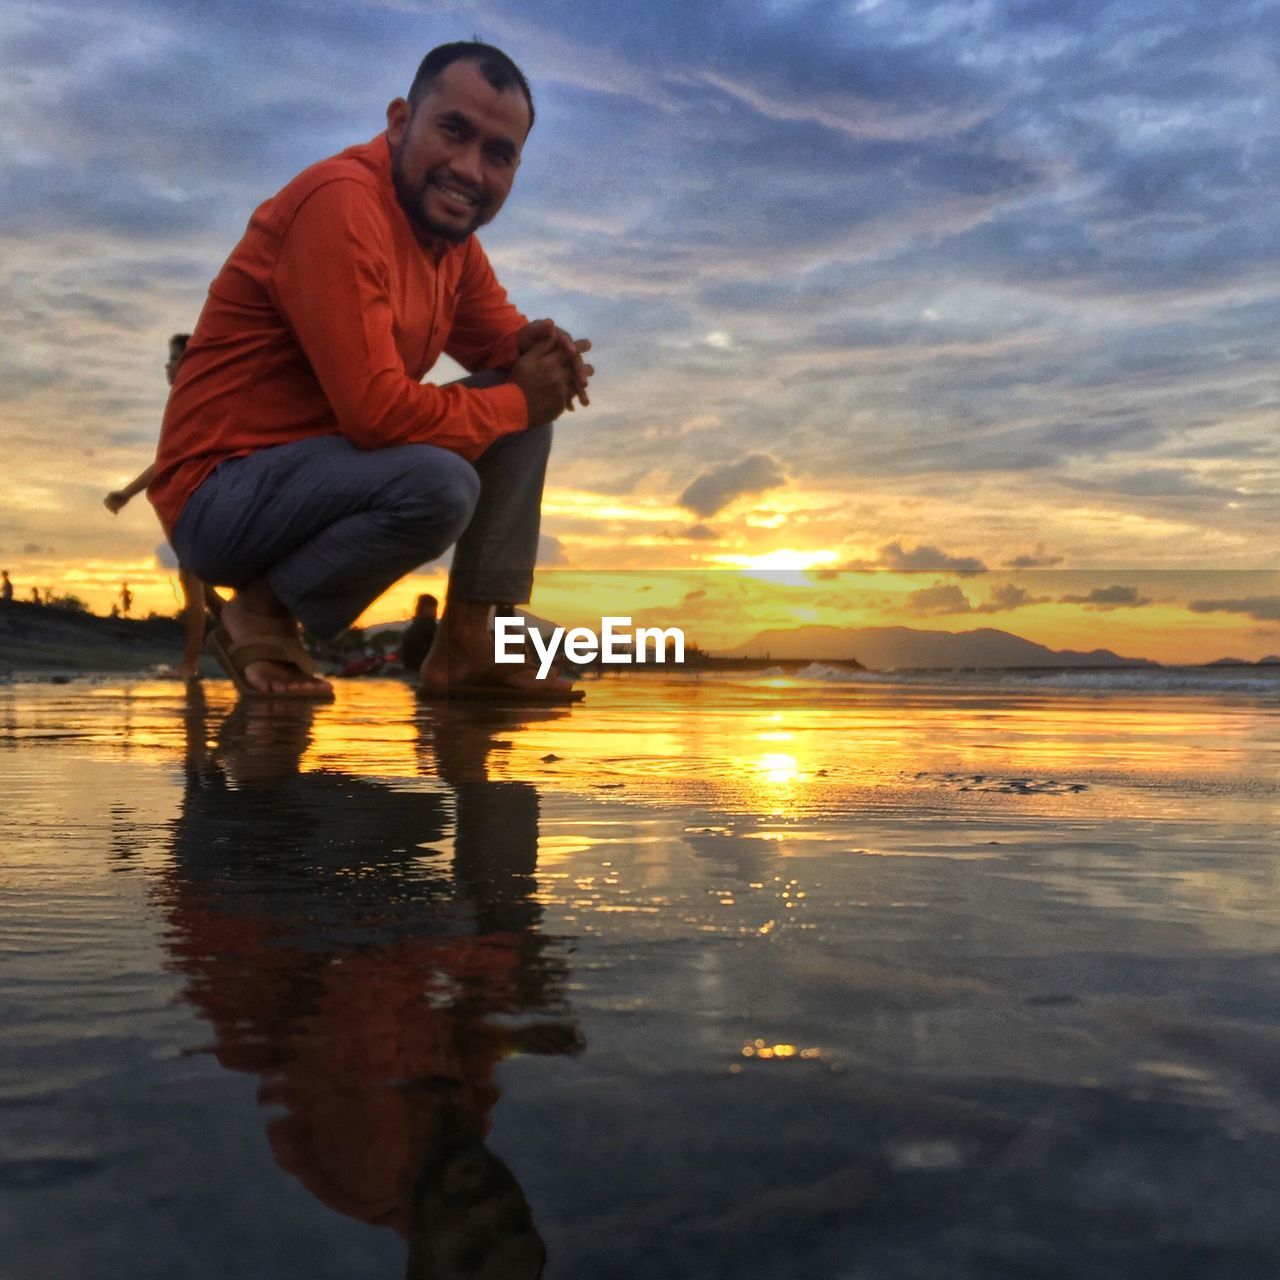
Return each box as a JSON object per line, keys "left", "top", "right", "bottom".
{"left": 794, "top": 662, "right": 864, "bottom": 681}
{"left": 728, "top": 664, "right": 1280, "bottom": 695}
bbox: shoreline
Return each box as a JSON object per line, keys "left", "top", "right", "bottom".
{"left": 6, "top": 600, "right": 1280, "bottom": 689}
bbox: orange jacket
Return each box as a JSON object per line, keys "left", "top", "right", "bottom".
{"left": 148, "top": 134, "right": 530, "bottom": 533}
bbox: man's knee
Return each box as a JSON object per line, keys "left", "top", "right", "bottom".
{"left": 475, "top": 422, "right": 553, "bottom": 477}
{"left": 396, "top": 448, "right": 481, "bottom": 534}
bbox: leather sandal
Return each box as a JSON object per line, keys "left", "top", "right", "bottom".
{"left": 207, "top": 625, "right": 334, "bottom": 701}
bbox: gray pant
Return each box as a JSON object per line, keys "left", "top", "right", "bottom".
{"left": 172, "top": 422, "right": 551, "bottom": 640}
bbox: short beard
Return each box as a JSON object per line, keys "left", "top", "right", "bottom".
{"left": 390, "top": 138, "right": 488, "bottom": 244}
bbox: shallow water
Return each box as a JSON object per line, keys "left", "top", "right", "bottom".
{"left": 2, "top": 674, "right": 1279, "bottom": 1278}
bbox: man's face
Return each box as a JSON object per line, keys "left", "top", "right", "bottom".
{"left": 387, "top": 59, "right": 529, "bottom": 243}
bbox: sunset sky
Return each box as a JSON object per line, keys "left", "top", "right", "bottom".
{"left": 3, "top": 0, "right": 1278, "bottom": 661}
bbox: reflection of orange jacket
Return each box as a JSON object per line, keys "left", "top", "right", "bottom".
{"left": 168, "top": 901, "right": 524, "bottom": 1234}
{"left": 149, "top": 133, "right": 530, "bottom": 534}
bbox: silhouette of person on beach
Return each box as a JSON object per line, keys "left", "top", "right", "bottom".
{"left": 1, "top": 571, "right": 11, "bottom": 603}
{"left": 117, "top": 582, "right": 133, "bottom": 617}
{"left": 157, "top": 695, "right": 579, "bottom": 1275}
{"left": 104, "top": 333, "right": 209, "bottom": 680}
{"left": 399, "top": 594, "right": 440, "bottom": 675}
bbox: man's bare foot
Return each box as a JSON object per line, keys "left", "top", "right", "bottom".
{"left": 218, "top": 587, "right": 332, "bottom": 697}
{"left": 418, "top": 603, "right": 577, "bottom": 699}
{"left": 419, "top": 650, "right": 577, "bottom": 698}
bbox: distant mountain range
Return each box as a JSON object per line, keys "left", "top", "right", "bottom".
{"left": 713, "top": 625, "right": 1158, "bottom": 670}
{"left": 360, "top": 615, "right": 1279, "bottom": 673}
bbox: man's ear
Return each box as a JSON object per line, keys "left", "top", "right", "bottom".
{"left": 385, "top": 97, "right": 412, "bottom": 146}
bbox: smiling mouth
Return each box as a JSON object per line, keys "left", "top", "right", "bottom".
{"left": 431, "top": 180, "right": 482, "bottom": 210}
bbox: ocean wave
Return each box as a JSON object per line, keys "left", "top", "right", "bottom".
{"left": 723, "top": 663, "right": 1280, "bottom": 695}
{"left": 998, "top": 667, "right": 1280, "bottom": 694}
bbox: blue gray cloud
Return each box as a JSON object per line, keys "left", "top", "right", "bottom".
{"left": 1004, "top": 547, "right": 1064, "bottom": 569}
{"left": 1188, "top": 596, "right": 1280, "bottom": 622}
{"left": 905, "top": 583, "right": 973, "bottom": 615}
{"left": 875, "top": 543, "right": 987, "bottom": 573}
{"left": 976, "top": 584, "right": 1051, "bottom": 613}
{"left": 677, "top": 453, "right": 787, "bottom": 517}
{"left": 902, "top": 578, "right": 1050, "bottom": 617}
{"left": 4, "top": 0, "right": 1279, "bottom": 576}
{"left": 1059, "top": 585, "right": 1154, "bottom": 610}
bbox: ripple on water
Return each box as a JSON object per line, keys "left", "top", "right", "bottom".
{"left": 1, "top": 678, "right": 1279, "bottom": 1276}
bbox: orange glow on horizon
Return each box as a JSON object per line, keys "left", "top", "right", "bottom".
{"left": 13, "top": 554, "right": 1280, "bottom": 668}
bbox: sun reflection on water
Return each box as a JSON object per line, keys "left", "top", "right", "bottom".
{"left": 22, "top": 670, "right": 1280, "bottom": 830}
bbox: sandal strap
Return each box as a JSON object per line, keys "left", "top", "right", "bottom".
{"left": 224, "top": 633, "right": 319, "bottom": 677}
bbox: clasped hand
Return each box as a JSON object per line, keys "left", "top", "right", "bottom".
{"left": 511, "top": 318, "right": 594, "bottom": 427}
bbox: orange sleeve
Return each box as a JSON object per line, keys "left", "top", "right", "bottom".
{"left": 270, "top": 179, "right": 528, "bottom": 458}
{"left": 445, "top": 239, "right": 528, "bottom": 373}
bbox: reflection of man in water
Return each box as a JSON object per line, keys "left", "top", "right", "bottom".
{"left": 160, "top": 695, "right": 579, "bottom": 1276}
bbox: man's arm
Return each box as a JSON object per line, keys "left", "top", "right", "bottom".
{"left": 444, "top": 239, "right": 528, "bottom": 374}
{"left": 271, "top": 180, "right": 530, "bottom": 458}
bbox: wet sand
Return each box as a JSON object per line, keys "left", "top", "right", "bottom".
{"left": 3, "top": 674, "right": 1279, "bottom": 1278}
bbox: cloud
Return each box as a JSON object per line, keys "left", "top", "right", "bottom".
{"left": 677, "top": 453, "right": 787, "bottom": 517}
{"left": 537, "top": 533, "right": 569, "bottom": 567}
{"left": 655, "top": 522, "right": 719, "bottom": 541}
{"left": 1059, "top": 585, "right": 1153, "bottom": 610}
{"left": 6, "top": 0, "right": 1280, "bottom": 599}
{"left": 974, "top": 584, "right": 1050, "bottom": 613}
{"left": 906, "top": 583, "right": 973, "bottom": 615}
{"left": 1188, "top": 596, "right": 1280, "bottom": 622}
{"left": 681, "top": 523, "right": 718, "bottom": 541}
{"left": 877, "top": 541, "right": 987, "bottom": 573}
{"left": 1061, "top": 468, "right": 1245, "bottom": 501}
{"left": 1004, "top": 546, "right": 1064, "bottom": 569}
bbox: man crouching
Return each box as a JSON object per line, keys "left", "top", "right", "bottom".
{"left": 148, "top": 41, "right": 591, "bottom": 701}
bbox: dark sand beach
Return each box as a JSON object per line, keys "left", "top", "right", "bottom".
{"left": 0, "top": 601, "right": 204, "bottom": 679}
{"left": 3, "top": 671, "right": 1279, "bottom": 1277}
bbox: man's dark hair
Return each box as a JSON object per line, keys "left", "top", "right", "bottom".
{"left": 169, "top": 332, "right": 191, "bottom": 355}
{"left": 408, "top": 41, "right": 535, "bottom": 131}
